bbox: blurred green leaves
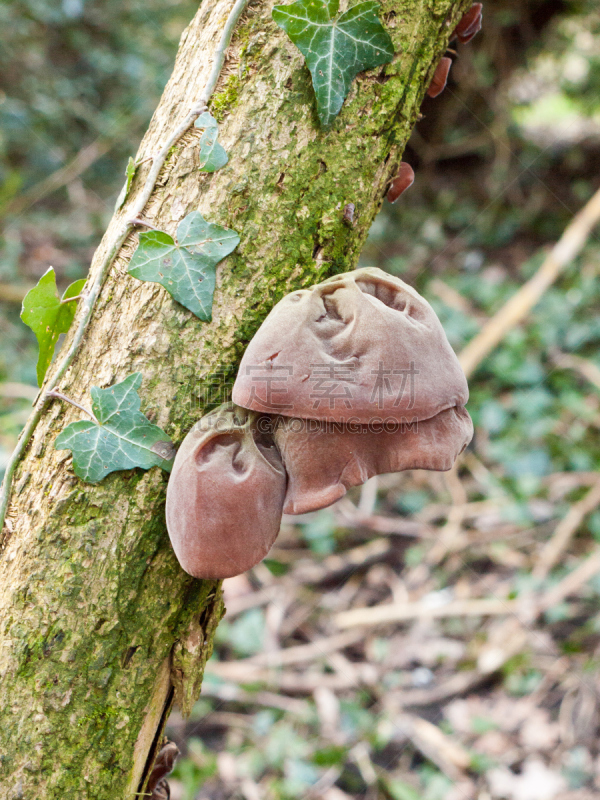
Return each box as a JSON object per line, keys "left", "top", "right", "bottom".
{"left": 0, "top": 0, "right": 199, "bottom": 198}
{"left": 170, "top": 738, "right": 217, "bottom": 800}
{"left": 215, "top": 608, "right": 265, "bottom": 657}
{"left": 300, "top": 509, "right": 337, "bottom": 554}
{"left": 384, "top": 779, "right": 421, "bottom": 800}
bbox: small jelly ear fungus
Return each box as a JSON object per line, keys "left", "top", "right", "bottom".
{"left": 387, "top": 162, "right": 415, "bottom": 203}
{"left": 166, "top": 403, "right": 285, "bottom": 579}
{"left": 427, "top": 56, "right": 452, "bottom": 98}
{"left": 454, "top": 3, "right": 482, "bottom": 44}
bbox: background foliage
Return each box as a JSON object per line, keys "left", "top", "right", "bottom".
{"left": 2, "top": 1, "right": 600, "bottom": 798}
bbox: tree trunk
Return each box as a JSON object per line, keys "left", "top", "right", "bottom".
{"left": 0, "top": 0, "right": 469, "bottom": 796}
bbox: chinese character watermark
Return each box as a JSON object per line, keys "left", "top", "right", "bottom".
{"left": 370, "top": 360, "right": 419, "bottom": 409}
{"left": 244, "top": 364, "right": 294, "bottom": 411}
{"left": 308, "top": 361, "right": 356, "bottom": 410}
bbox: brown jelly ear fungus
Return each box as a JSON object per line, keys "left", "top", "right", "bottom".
{"left": 232, "top": 267, "right": 468, "bottom": 424}
{"left": 427, "top": 56, "right": 452, "bottom": 99}
{"left": 232, "top": 267, "right": 472, "bottom": 517}
{"left": 165, "top": 403, "right": 285, "bottom": 579}
{"left": 454, "top": 3, "right": 483, "bottom": 44}
{"left": 167, "top": 268, "right": 472, "bottom": 579}
{"left": 270, "top": 407, "right": 473, "bottom": 515}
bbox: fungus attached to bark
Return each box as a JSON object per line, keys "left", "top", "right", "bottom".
{"left": 387, "top": 162, "right": 415, "bottom": 204}
{"left": 454, "top": 3, "right": 483, "bottom": 44}
{"left": 168, "top": 270, "right": 472, "bottom": 579}
{"left": 165, "top": 403, "right": 286, "bottom": 579}
{"left": 270, "top": 407, "right": 473, "bottom": 514}
{"left": 427, "top": 56, "right": 452, "bottom": 98}
{"left": 232, "top": 267, "right": 468, "bottom": 424}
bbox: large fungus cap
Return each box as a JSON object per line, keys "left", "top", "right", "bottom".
{"left": 272, "top": 406, "right": 473, "bottom": 515}
{"left": 232, "top": 268, "right": 468, "bottom": 424}
{"left": 166, "top": 403, "right": 286, "bottom": 579}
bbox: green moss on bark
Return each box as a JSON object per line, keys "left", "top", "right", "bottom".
{"left": 210, "top": 74, "right": 244, "bottom": 121}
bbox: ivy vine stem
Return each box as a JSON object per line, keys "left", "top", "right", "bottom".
{"left": 59, "top": 293, "right": 85, "bottom": 305}
{"left": 0, "top": 0, "right": 249, "bottom": 530}
{"left": 129, "top": 218, "right": 173, "bottom": 239}
{"left": 46, "top": 391, "right": 97, "bottom": 423}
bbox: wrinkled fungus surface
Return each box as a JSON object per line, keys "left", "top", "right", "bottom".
{"left": 232, "top": 268, "right": 468, "bottom": 423}
{"left": 271, "top": 407, "right": 473, "bottom": 514}
{"left": 168, "top": 269, "right": 473, "bottom": 578}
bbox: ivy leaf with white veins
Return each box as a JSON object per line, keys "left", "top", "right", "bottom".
{"left": 273, "top": 0, "right": 394, "bottom": 127}
{"left": 195, "top": 111, "right": 228, "bottom": 172}
{"left": 128, "top": 211, "right": 240, "bottom": 320}
{"left": 21, "top": 267, "right": 86, "bottom": 386}
{"left": 55, "top": 372, "right": 175, "bottom": 483}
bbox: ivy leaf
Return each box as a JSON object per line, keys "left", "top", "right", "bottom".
{"left": 128, "top": 211, "right": 240, "bottom": 320}
{"left": 114, "top": 157, "right": 137, "bottom": 210}
{"left": 21, "top": 267, "right": 86, "bottom": 386}
{"left": 195, "top": 111, "right": 228, "bottom": 172}
{"left": 273, "top": 0, "right": 394, "bottom": 127}
{"left": 55, "top": 372, "right": 175, "bottom": 483}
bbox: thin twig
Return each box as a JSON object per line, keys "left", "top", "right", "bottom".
{"left": 429, "top": 277, "right": 482, "bottom": 320}
{"left": 334, "top": 596, "right": 518, "bottom": 629}
{"left": 223, "top": 585, "right": 282, "bottom": 617}
{"left": 424, "top": 464, "right": 468, "bottom": 565}
{"left": 199, "top": 685, "right": 309, "bottom": 716}
{"left": 396, "top": 670, "right": 485, "bottom": 707}
{"left": 334, "top": 498, "right": 427, "bottom": 537}
{"left": 243, "top": 630, "right": 366, "bottom": 668}
{"left": 0, "top": 0, "right": 249, "bottom": 530}
{"left": 5, "top": 139, "right": 111, "bottom": 217}
{"left": 290, "top": 538, "right": 392, "bottom": 583}
{"left": 458, "top": 186, "right": 600, "bottom": 378}
{"left": 534, "top": 477, "right": 600, "bottom": 580}
{"left": 335, "top": 542, "right": 600, "bottom": 630}
{"left": 549, "top": 348, "right": 600, "bottom": 392}
{"left": 205, "top": 661, "right": 379, "bottom": 692}
{"left": 538, "top": 548, "right": 600, "bottom": 612}
{"left": 357, "top": 476, "right": 378, "bottom": 516}
{"left": 396, "top": 713, "right": 471, "bottom": 782}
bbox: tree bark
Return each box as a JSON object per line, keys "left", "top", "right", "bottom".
{"left": 0, "top": 0, "right": 469, "bottom": 796}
